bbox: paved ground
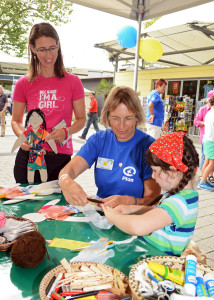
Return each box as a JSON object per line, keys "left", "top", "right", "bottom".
{"left": 1, "top": 114, "right": 214, "bottom": 267}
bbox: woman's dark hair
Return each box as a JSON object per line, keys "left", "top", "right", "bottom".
{"left": 28, "top": 22, "right": 66, "bottom": 81}
{"left": 145, "top": 135, "right": 199, "bottom": 198}
{"left": 25, "top": 108, "right": 47, "bottom": 130}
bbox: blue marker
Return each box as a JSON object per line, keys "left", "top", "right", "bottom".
{"left": 196, "top": 270, "right": 208, "bottom": 297}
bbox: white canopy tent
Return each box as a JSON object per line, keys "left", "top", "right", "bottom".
{"left": 0, "top": 50, "right": 28, "bottom": 75}
{"left": 68, "top": 0, "right": 213, "bottom": 90}
{"left": 68, "top": 0, "right": 212, "bottom": 21}
{"left": 94, "top": 19, "right": 214, "bottom": 67}
{"left": 84, "top": 87, "right": 92, "bottom": 94}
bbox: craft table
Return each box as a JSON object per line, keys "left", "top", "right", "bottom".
{"left": 0, "top": 193, "right": 166, "bottom": 300}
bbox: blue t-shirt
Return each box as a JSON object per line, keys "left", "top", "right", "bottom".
{"left": 77, "top": 129, "right": 155, "bottom": 198}
{"left": 146, "top": 90, "right": 164, "bottom": 127}
{"left": 203, "top": 84, "right": 214, "bottom": 97}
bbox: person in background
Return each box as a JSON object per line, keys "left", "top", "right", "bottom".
{"left": 0, "top": 85, "right": 8, "bottom": 137}
{"left": 203, "top": 80, "right": 214, "bottom": 98}
{"left": 78, "top": 91, "right": 99, "bottom": 140}
{"left": 59, "top": 86, "right": 161, "bottom": 207}
{"left": 146, "top": 79, "right": 167, "bottom": 139}
{"left": 103, "top": 132, "right": 199, "bottom": 256}
{"left": 194, "top": 90, "right": 214, "bottom": 187}
{"left": 11, "top": 22, "right": 85, "bottom": 184}
{"left": 198, "top": 95, "right": 214, "bottom": 191}
{"left": 7, "top": 95, "right": 12, "bottom": 115}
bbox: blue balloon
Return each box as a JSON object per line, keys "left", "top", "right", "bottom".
{"left": 116, "top": 26, "right": 137, "bottom": 48}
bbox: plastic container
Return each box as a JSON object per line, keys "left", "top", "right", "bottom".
{"left": 184, "top": 254, "right": 197, "bottom": 296}
{"left": 169, "top": 293, "right": 212, "bottom": 300}
{"left": 204, "top": 273, "right": 214, "bottom": 298}
{"left": 196, "top": 270, "right": 208, "bottom": 297}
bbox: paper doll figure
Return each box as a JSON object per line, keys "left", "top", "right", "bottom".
{"left": 11, "top": 108, "right": 58, "bottom": 184}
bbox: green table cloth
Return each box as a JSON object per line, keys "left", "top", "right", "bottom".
{"left": 0, "top": 193, "right": 166, "bottom": 300}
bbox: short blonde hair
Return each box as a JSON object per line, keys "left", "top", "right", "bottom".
{"left": 101, "top": 86, "right": 145, "bottom": 128}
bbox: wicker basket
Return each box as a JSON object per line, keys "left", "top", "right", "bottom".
{"left": 129, "top": 256, "right": 214, "bottom": 300}
{"left": 39, "top": 261, "right": 129, "bottom": 300}
{"left": 0, "top": 216, "right": 38, "bottom": 251}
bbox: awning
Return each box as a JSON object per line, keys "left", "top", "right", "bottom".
{"left": 0, "top": 50, "right": 28, "bottom": 75}
{"left": 69, "top": 0, "right": 212, "bottom": 21}
{"left": 94, "top": 20, "right": 214, "bottom": 68}
{"left": 68, "top": 0, "right": 213, "bottom": 90}
{"left": 84, "top": 87, "right": 92, "bottom": 93}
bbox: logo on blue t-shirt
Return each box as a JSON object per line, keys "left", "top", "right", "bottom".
{"left": 123, "top": 167, "right": 136, "bottom": 177}
{"left": 122, "top": 166, "right": 136, "bottom": 182}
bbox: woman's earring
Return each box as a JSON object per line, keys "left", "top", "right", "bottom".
{"left": 34, "top": 55, "right": 36, "bottom": 59}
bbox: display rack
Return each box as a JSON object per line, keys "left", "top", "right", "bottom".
{"left": 163, "top": 95, "right": 194, "bottom": 134}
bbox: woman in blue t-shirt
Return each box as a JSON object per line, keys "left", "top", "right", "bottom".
{"left": 59, "top": 86, "right": 161, "bottom": 207}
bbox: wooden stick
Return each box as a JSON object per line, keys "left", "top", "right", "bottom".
{"left": 97, "top": 264, "right": 112, "bottom": 275}
{"left": 80, "top": 265, "right": 91, "bottom": 272}
{"left": 83, "top": 283, "right": 112, "bottom": 292}
{"left": 60, "top": 258, "right": 73, "bottom": 273}
{"left": 89, "top": 265, "right": 104, "bottom": 274}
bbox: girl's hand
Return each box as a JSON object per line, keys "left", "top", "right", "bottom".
{"left": 101, "top": 205, "right": 120, "bottom": 224}
{"left": 114, "top": 205, "right": 139, "bottom": 214}
{"left": 101, "top": 195, "right": 134, "bottom": 208}
{"left": 46, "top": 128, "right": 66, "bottom": 144}
{"left": 114, "top": 205, "right": 154, "bottom": 215}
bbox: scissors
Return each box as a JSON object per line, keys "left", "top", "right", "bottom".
{"left": 70, "top": 237, "right": 115, "bottom": 251}
{"left": 87, "top": 197, "right": 104, "bottom": 204}
{"left": 97, "top": 237, "right": 116, "bottom": 249}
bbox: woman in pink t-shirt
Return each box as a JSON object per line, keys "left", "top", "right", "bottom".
{"left": 12, "top": 23, "right": 86, "bottom": 184}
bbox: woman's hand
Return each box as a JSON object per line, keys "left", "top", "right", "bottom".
{"left": 46, "top": 128, "right": 66, "bottom": 144}
{"left": 101, "top": 195, "right": 134, "bottom": 208}
{"left": 59, "top": 175, "right": 88, "bottom": 206}
{"left": 20, "top": 141, "right": 32, "bottom": 151}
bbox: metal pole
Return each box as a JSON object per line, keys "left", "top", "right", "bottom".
{"left": 133, "top": 0, "right": 144, "bottom": 92}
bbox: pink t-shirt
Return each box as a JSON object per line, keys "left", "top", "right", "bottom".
{"left": 13, "top": 73, "right": 85, "bottom": 155}
{"left": 194, "top": 104, "right": 210, "bottom": 143}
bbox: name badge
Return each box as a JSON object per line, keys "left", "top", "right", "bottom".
{"left": 97, "top": 157, "right": 114, "bottom": 170}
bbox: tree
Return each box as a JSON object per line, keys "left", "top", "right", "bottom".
{"left": 93, "top": 79, "right": 115, "bottom": 100}
{"left": 0, "top": 0, "right": 73, "bottom": 57}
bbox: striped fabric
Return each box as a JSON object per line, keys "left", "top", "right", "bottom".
{"left": 142, "top": 189, "right": 198, "bottom": 256}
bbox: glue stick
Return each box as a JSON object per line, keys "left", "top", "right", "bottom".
{"left": 204, "top": 273, "right": 214, "bottom": 298}
{"left": 196, "top": 270, "right": 208, "bottom": 297}
{"left": 184, "top": 254, "right": 197, "bottom": 296}
{"left": 147, "top": 262, "right": 184, "bottom": 285}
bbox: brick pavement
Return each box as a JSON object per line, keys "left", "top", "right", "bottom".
{"left": 1, "top": 114, "right": 214, "bottom": 267}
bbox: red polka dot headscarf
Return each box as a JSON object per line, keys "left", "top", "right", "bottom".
{"left": 149, "top": 132, "right": 188, "bottom": 173}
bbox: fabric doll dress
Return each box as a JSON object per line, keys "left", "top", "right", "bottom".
{"left": 24, "top": 126, "right": 48, "bottom": 172}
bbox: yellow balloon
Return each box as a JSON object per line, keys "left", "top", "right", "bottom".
{"left": 139, "top": 38, "right": 163, "bottom": 62}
